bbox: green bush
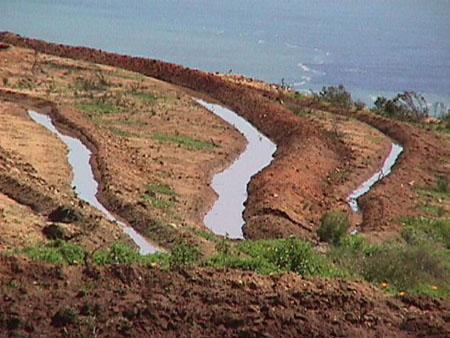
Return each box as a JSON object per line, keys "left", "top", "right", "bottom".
{"left": 169, "top": 243, "right": 200, "bottom": 268}
{"left": 206, "top": 253, "right": 281, "bottom": 275}
{"left": 372, "top": 92, "right": 429, "bottom": 122}
{"left": 317, "top": 211, "right": 349, "bottom": 245}
{"left": 317, "top": 85, "right": 353, "bottom": 108}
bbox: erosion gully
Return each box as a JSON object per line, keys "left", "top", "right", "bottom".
{"left": 28, "top": 110, "right": 157, "bottom": 255}
{"left": 29, "top": 98, "right": 402, "bottom": 254}
{"left": 347, "top": 143, "right": 403, "bottom": 212}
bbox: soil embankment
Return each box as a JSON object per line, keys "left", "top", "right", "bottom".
{"left": 0, "top": 255, "right": 449, "bottom": 337}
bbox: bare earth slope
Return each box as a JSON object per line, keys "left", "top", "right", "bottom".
{"left": 0, "top": 256, "right": 449, "bottom": 338}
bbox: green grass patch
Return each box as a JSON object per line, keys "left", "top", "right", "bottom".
{"left": 169, "top": 243, "right": 201, "bottom": 269}
{"left": 108, "top": 126, "right": 135, "bottom": 138}
{"left": 142, "top": 183, "right": 178, "bottom": 210}
{"left": 94, "top": 242, "right": 169, "bottom": 267}
{"left": 189, "top": 229, "right": 219, "bottom": 242}
{"left": 205, "top": 238, "right": 343, "bottom": 278}
{"left": 330, "top": 234, "right": 450, "bottom": 298}
{"left": 74, "top": 75, "right": 110, "bottom": 92}
{"left": 153, "top": 132, "right": 216, "bottom": 151}
{"left": 23, "top": 240, "right": 85, "bottom": 265}
{"left": 422, "top": 205, "right": 445, "bottom": 217}
{"left": 146, "top": 183, "right": 176, "bottom": 196}
{"left": 130, "top": 91, "right": 159, "bottom": 105}
{"left": 360, "top": 243, "right": 449, "bottom": 297}
{"left": 143, "top": 196, "right": 175, "bottom": 210}
{"left": 111, "top": 69, "right": 145, "bottom": 81}
{"left": 76, "top": 101, "right": 122, "bottom": 115}
{"left": 436, "top": 176, "right": 449, "bottom": 194}
{"left": 402, "top": 217, "right": 450, "bottom": 249}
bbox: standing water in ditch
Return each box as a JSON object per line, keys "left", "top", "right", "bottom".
{"left": 347, "top": 143, "right": 403, "bottom": 212}
{"left": 28, "top": 111, "right": 157, "bottom": 255}
{"left": 197, "top": 100, "right": 277, "bottom": 239}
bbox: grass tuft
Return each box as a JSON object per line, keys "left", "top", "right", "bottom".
{"left": 153, "top": 132, "right": 216, "bottom": 151}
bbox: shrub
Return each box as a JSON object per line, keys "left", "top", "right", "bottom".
{"left": 169, "top": 243, "right": 200, "bottom": 269}
{"left": 317, "top": 211, "right": 349, "bottom": 245}
{"left": 436, "top": 176, "right": 449, "bottom": 194}
{"left": 52, "top": 307, "right": 79, "bottom": 327}
{"left": 42, "top": 223, "right": 67, "bottom": 240}
{"left": 373, "top": 92, "right": 429, "bottom": 122}
{"left": 317, "top": 85, "right": 353, "bottom": 108}
{"left": 354, "top": 100, "right": 366, "bottom": 111}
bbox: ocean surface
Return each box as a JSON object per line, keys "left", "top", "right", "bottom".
{"left": 1, "top": 0, "right": 449, "bottom": 106}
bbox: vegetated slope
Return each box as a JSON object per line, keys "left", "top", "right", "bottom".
{"left": 0, "top": 255, "right": 449, "bottom": 337}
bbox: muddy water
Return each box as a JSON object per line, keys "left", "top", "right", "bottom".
{"left": 348, "top": 143, "right": 403, "bottom": 212}
{"left": 28, "top": 111, "right": 157, "bottom": 255}
{"left": 197, "top": 100, "right": 276, "bottom": 239}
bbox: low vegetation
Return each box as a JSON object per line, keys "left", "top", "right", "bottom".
{"left": 142, "top": 183, "right": 177, "bottom": 210}
{"left": 153, "top": 132, "right": 217, "bottom": 151}
{"left": 314, "top": 85, "right": 354, "bottom": 109}
{"left": 76, "top": 101, "right": 122, "bottom": 115}
{"left": 372, "top": 91, "right": 450, "bottom": 130}
{"left": 23, "top": 240, "right": 85, "bottom": 265}
{"left": 317, "top": 211, "right": 349, "bottom": 245}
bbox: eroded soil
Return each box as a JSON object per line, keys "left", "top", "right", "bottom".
{"left": 0, "top": 256, "right": 449, "bottom": 338}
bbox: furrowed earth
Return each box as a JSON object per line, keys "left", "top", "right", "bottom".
{"left": 0, "top": 34, "right": 449, "bottom": 337}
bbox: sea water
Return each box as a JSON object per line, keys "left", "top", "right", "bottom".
{"left": 1, "top": 0, "right": 449, "bottom": 105}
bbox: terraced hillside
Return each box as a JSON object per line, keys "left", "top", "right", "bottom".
{"left": 0, "top": 35, "right": 448, "bottom": 337}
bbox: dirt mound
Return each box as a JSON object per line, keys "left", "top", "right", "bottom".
{"left": 0, "top": 256, "right": 448, "bottom": 337}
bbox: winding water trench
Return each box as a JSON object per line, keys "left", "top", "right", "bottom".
{"left": 196, "top": 100, "right": 277, "bottom": 239}
{"left": 28, "top": 111, "right": 157, "bottom": 255}
{"left": 347, "top": 143, "right": 403, "bottom": 212}
{"left": 29, "top": 102, "right": 402, "bottom": 250}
